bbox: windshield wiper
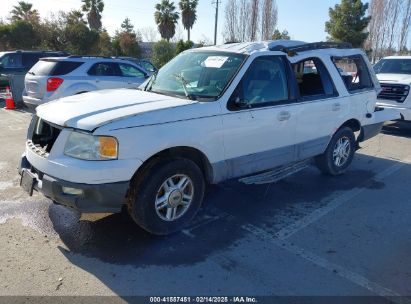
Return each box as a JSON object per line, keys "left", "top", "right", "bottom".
{"left": 28, "top": 71, "right": 35, "bottom": 75}
{"left": 143, "top": 71, "right": 157, "bottom": 92}
{"left": 172, "top": 73, "right": 195, "bottom": 100}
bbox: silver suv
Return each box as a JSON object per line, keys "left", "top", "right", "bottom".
{"left": 23, "top": 56, "right": 149, "bottom": 108}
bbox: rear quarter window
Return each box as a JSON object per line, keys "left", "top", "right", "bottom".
{"left": 51, "top": 61, "right": 83, "bottom": 75}
{"left": 29, "top": 60, "right": 83, "bottom": 76}
{"left": 333, "top": 56, "right": 373, "bottom": 93}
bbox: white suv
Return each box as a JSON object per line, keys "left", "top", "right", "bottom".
{"left": 374, "top": 56, "right": 411, "bottom": 121}
{"left": 23, "top": 56, "right": 149, "bottom": 108}
{"left": 19, "top": 41, "right": 398, "bottom": 235}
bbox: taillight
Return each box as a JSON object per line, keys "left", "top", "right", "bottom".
{"left": 47, "top": 77, "right": 64, "bottom": 92}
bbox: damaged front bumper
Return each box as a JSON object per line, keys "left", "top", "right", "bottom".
{"left": 19, "top": 155, "right": 129, "bottom": 213}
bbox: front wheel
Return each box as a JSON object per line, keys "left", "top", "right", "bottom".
{"left": 315, "top": 127, "right": 356, "bottom": 176}
{"left": 127, "top": 158, "right": 205, "bottom": 235}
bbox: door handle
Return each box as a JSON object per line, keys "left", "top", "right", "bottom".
{"left": 277, "top": 111, "right": 291, "bottom": 121}
{"left": 332, "top": 102, "right": 341, "bottom": 111}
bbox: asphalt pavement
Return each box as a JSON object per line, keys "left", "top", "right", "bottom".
{"left": 0, "top": 104, "right": 410, "bottom": 303}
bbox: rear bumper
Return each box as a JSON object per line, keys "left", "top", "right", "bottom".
{"left": 375, "top": 104, "right": 411, "bottom": 121}
{"left": 359, "top": 107, "right": 401, "bottom": 142}
{"left": 23, "top": 95, "right": 45, "bottom": 108}
{"left": 19, "top": 155, "right": 129, "bottom": 213}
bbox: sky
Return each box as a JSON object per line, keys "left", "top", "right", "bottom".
{"left": 1, "top": 0, "right": 343, "bottom": 44}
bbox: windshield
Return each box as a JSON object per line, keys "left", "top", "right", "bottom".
{"left": 146, "top": 51, "right": 246, "bottom": 101}
{"left": 374, "top": 59, "right": 411, "bottom": 75}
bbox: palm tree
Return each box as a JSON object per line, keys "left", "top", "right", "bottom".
{"left": 154, "top": 0, "right": 179, "bottom": 41}
{"left": 178, "top": 0, "right": 198, "bottom": 41}
{"left": 10, "top": 1, "right": 39, "bottom": 24}
{"left": 81, "top": 0, "right": 104, "bottom": 31}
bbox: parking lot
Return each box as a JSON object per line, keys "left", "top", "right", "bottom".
{"left": 0, "top": 103, "right": 410, "bottom": 302}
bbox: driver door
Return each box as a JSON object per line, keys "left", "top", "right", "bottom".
{"left": 221, "top": 55, "right": 300, "bottom": 179}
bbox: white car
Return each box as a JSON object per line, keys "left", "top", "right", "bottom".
{"left": 374, "top": 56, "right": 411, "bottom": 121}
{"left": 19, "top": 40, "right": 398, "bottom": 235}
{"left": 23, "top": 56, "right": 149, "bottom": 108}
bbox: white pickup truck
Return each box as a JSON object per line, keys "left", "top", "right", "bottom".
{"left": 19, "top": 40, "right": 398, "bottom": 235}
{"left": 374, "top": 56, "right": 411, "bottom": 121}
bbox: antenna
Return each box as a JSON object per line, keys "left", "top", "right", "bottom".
{"left": 212, "top": 0, "right": 220, "bottom": 45}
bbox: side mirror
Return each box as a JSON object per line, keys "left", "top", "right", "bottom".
{"left": 231, "top": 95, "right": 248, "bottom": 108}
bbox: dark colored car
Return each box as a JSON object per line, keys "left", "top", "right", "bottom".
{"left": 0, "top": 50, "right": 68, "bottom": 90}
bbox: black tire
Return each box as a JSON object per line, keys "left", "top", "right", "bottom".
{"left": 127, "top": 158, "right": 205, "bottom": 235}
{"left": 315, "top": 127, "right": 356, "bottom": 176}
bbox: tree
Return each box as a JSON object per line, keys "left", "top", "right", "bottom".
{"left": 151, "top": 40, "right": 175, "bottom": 67}
{"left": 272, "top": 29, "right": 290, "bottom": 40}
{"left": 0, "top": 20, "right": 40, "bottom": 50}
{"left": 66, "top": 10, "right": 86, "bottom": 25}
{"left": 98, "top": 30, "right": 112, "bottom": 56}
{"left": 154, "top": 0, "right": 179, "bottom": 41}
{"left": 178, "top": 0, "right": 198, "bottom": 41}
{"left": 248, "top": 0, "right": 260, "bottom": 41}
{"left": 175, "top": 39, "right": 194, "bottom": 54}
{"left": 10, "top": 1, "right": 39, "bottom": 24}
{"left": 223, "top": 0, "right": 239, "bottom": 43}
{"left": 81, "top": 0, "right": 104, "bottom": 31}
{"left": 64, "top": 21, "right": 99, "bottom": 54}
{"left": 112, "top": 18, "right": 141, "bottom": 57}
{"left": 325, "top": 0, "right": 371, "bottom": 48}
{"left": 261, "top": 0, "right": 278, "bottom": 40}
{"left": 141, "top": 26, "right": 158, "bottom": 42}
{"left": 398, "top": 0, "right": 411, "bottom": 53}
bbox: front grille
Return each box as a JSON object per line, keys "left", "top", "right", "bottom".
{"left": 378, "top": 83, "right": 410, "bottom": 103}
{"left": 28, "top": 116, "right": 62, "bottom": 158}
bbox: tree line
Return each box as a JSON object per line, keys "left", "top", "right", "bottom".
{"left": 222, "top": 0, "right": 290, "bottom": 43}
{"left": 0, "top": 0, "right": 202, "bottom": 67}
{"left": 1, "top": 0, "right": 410, "bottom": 66}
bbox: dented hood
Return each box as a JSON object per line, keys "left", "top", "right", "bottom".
{"left": 376, "top": 73, "right": 411, "bottom": 84}
{"left": 36, "top": 89, "right": 196, "bottom": 131}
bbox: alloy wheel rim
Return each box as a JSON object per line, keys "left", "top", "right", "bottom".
{"left": 333, "top": 136, "right": 351, "bottom": 167}
{"left": 155, "top": 174, "right": 194, "bottom": 222}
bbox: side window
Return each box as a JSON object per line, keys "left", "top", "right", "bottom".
{"left": 22, "top": 54, "right": 41, "bottom": 69}
{"left": 88, "top": 62, "right": 120, "bottom": 76}
{"left": 142, "top": 61, "right": 156, "bottom": 72}
{"left": 0, "top": 53, "right": 23, "bottom": 68}
{"left": 118, "top": 63, "right": 146, "bottom": 78}
{"left": 293, "top": 58, "right": 336, "bottom": 99}
{"left": 231, "top": 56, "right": 289, "bottom": 108}
{"left": 333, "top": 56, "right": 373, "bottom": 93}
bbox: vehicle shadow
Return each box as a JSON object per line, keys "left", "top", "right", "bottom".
{"left": 381, "top": 121, "right": 411, "bottom": 139}
{"left": 51, "top": 153, "right": 402, "bottom": 295}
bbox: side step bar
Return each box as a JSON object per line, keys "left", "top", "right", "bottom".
{"left": 239, "top": 159, "right": 312, "bottom": 185}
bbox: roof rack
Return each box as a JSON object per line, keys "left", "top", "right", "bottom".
{"left": 269, "top": 42, "right": 353, "bottom": 54}
{"left": 67, "top": 55, "right": 112, "bottom": 59}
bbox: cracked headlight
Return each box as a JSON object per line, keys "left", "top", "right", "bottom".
{"left": 64, "top": 131, "right": 118, "bottom": 160}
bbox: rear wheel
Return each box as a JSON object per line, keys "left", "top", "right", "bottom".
{"left": 127, "top": 158, "right": 205, "bottom": 235}
{"left": 315, "top": 127, "right": 356, "bottom": 176}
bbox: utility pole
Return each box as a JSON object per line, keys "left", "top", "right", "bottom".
{"left": 213, "top": 0, "right": 220, "bottom": 45}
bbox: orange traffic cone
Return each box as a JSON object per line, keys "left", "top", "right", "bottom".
{"left": 4, "top": 86, "right": 16, "bottom": 110}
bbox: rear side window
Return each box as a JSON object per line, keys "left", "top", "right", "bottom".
{"left": 29, "top": 60, "right": 57, "bottom": 76}
{"left": 88, "top": 62, "right": 120, "bottom": 76}
{"left": 29, "top": 60, "right": 82, "bottom": 76}
{"left": 51, "top": 61, "right": 83, "bottom": 75}
{"left": 333, "top": 56, "right": 373, "bottom": 93}
{"left": 293, "top": 57, "right": 336, "bottom": 99}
